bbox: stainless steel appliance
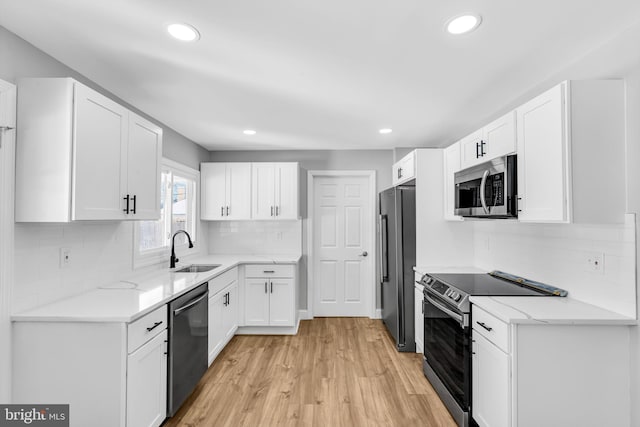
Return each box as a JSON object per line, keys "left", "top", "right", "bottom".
{"left": 419, "top": 272, "right": 565, "bottom": 427}
{"left": 379, "top": 184, "right": 416, "bottom": 352}
{"left": 455, "top": 155, "right": 517, "bottom": 218}
{"left": 167, "top": 282, "right": 209, "bottom": 416}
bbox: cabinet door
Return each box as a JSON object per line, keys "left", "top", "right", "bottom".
{"left": 274, "top": 163, "right": 298, "bottom": 219}
{"left": 400, "top": 152, "right": 415, "bottom": 181}
{"left": 414, "top": 287, "right": 424, "bottom": 353}
{"left": 127, "top": 113, "right": 162, "bottom": 220}
{"left": 227, "top": 163, "right": 252, "bottom": 220}
{"left": 269, "top": 278, "right": 295, "bottom": 326}
{"left": 483, "top": 111, "right": 516, "bottom": 160}
{"left": 244, "top": 278, "right": 270, "bottom": 326}
{"left": 516, "top": 84, "right": 569, "bottom": 222}
{"left": 443, "top": 143, "right": 462, "bottom": 221}
{"left": 459, "top": 129, "right": 484, "bottom": 169}
{"left": 72, "top": 83, "right": 128, "bottom": 220}
{"left": 392, "top": 161, "right": 402, "bottom": 186}
{"left": 208, "top": 292, "right": 225, "bottom": 365}
{"left": 252, "top": 163, "right": 276, "bottom": 219}
{"left": 223, "top": 282, "right": 239, "bottom": 340}
{"left": 126, "top": 330, "right": 167, "bottom": 427}
{"left": 201, "top": 163, "right": 227, "bottom": 220}
{"left": 472, "top": 332, "right": 510, "bottom": 427}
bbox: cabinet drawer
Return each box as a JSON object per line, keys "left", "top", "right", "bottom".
{"left": 209, "top": 267, "right": 238, "bottom": 296}
{"left": 128, "top": 305, "right": 167, "bottom": 353}
{"left": 245, "top": 264, "right": 294, "bottom": 278}
{"left": 472, "top": 305, "right": 509, "bottom": 353}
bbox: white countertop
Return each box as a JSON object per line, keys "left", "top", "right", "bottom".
{"left": 470, "top": 296, "right": 637, "bottom": 325}
{"left": 12, "top": 253, "right": 301, "bottom": 323}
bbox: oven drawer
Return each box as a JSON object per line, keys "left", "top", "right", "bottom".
{"left": 472, "top": 305, "right": 509, "bottom": 353}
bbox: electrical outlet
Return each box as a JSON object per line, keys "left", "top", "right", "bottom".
{"left": 586, "top": 252, "right": 604, "bottom": 273}
{"left": 60, "top": 247, "right": 71, "bottom": 268}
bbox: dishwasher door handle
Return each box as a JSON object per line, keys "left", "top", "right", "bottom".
{"left": 173, "top": 292, "right": 208, "bottom": 316}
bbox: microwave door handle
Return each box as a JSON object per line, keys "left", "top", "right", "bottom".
{"left": 480, "top": 170, "right": 490, "bottom": 214}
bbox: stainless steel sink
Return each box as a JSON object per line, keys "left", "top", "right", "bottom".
{"left": 174, "top": 264, "right": 221, "bottom": 273}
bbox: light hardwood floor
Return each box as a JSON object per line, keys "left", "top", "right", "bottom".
{"left": 163, "top": 317, "right": 456, "bottom": 427}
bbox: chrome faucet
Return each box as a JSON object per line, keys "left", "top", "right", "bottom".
{"left": 170, "top": 230, "right": 194, "bottom": 268}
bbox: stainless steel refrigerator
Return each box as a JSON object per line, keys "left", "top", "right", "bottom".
{"left": 379, "top": 184, "right": 416, "bottom": 352}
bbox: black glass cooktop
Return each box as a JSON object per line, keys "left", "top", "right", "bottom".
{"left": 429, "top": 273, "right": 547, "bottom": 297}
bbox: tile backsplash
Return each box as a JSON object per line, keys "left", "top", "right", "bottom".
{"left": 472, "top": 214, "right": 637, "bottom": 317}
{"left": 13, "top": 222, "right": 134, "bottom": 313}
{"left": 207, "top": 220, "right": 302, "bottom": 255}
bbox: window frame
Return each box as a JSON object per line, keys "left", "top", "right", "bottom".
{"left": 133, "top": 158, "right": 201, "bottom": 269}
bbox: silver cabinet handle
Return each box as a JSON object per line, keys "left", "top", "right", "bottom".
{"left": 276, "top": 206, "right": 279, "bottom": 216}
{"left": 221, "top": 206, "right": 224, "bottom": 217}
{"left": 270, "top": 282, "right": 273, "bottom": 293}
{"left": 480, "top": 170, "right": 490, "bottom": 214}
{"left": 226, "top": 206, "right": 229, "bottom": 216}
{"left": 264, "top": 282, "right": 268, "bottom": 293}
{"left": 270, "top": 206, "right": 274, "bottom": 216}
{"left": 263, "top": 270, "right": 275, "bottom": 273}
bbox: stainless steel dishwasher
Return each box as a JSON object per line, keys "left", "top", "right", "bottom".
{"left": 167, "top": 282, "right": 208, "bottom": 416}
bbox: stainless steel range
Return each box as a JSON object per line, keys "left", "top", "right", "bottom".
{"left": 418, "top": 271, "right": 566, "bottom": 427}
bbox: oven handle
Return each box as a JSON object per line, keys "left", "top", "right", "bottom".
{"left": 424, "top": 293, "right": 466, "bottom": 327}
{"left": 480, "top": 169, "right": 490, "bottom": 214}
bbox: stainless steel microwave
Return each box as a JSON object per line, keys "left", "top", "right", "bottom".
{"left": 454, "top": 155, "right": 517, "bottom": 218}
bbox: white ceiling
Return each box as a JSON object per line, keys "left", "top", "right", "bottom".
{"left": 1, "top": 0, "right": 640, "bottom": 151}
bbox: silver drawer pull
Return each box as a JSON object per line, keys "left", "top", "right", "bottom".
{"left": 476, "top": 321, "right": 493, "bottom": 332}
{"left": 263, "top": 270, "right": 275, "bottom": 273}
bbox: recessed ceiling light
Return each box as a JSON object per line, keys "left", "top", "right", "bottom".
{"left": 446, "top": 14, "right": 482, "bottom": 35}
{"left": 243, "top": 130, "right": 257, "bottom": 135}
{"left": 167, "top": 23, "right": 200, "bottom": 41}
{"left": 379, "top": 128, "right": 393, "bottom": 134}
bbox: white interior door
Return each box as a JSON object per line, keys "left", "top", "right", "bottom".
{"left": 313, "top": 175, "right": 373, "bottom": 316}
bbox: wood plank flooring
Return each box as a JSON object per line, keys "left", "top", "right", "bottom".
{"left": 163, "top": 318, "right": 456, "bottom": 427}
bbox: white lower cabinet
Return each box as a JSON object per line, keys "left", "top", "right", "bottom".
{"left": 472, "top": 332, "right": 509, "bottom": 427}
{"left": 471, "top": 304, "right": 631, "bottom": 427}
{"left": 242, "top": 264, "right": 296, "bottom": 327}
{"left": 126, "top": 330, "right": 168, "bottom": 427}
{"left": 414, "top": 285, "right": 424, "bottom": 353}
{"left": 207, "top": 268, "right": 239, "bottom": 365}
{"left": 12, "top": 305, "right": 168, "bottom": 427}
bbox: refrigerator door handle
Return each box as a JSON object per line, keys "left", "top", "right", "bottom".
{"left": 379, "top": 214, "right": 389, "bottom": 282}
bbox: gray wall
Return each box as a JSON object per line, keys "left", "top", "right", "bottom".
{"left": 0, "top": 24, "right": 209, "bottom": 403}
{"left": 210, "top": 149, "right": 394, "bottom": 311}
{"left": 0, "top": 25, "right": 209, "bottom": 169}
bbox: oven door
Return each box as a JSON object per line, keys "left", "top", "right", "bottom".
{"left": 454, "top": 155, "right": 517, "bottom": 218}
{"left": 423, "top": 290, "right": 471, "bottom": 416}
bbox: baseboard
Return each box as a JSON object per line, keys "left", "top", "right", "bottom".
{"left": 297, "top": 309, "right": 312, "bottom": 320}
{"left": 372, "top": 309, "right": 382, "bottom": 319}
{"left": 236, "top": 318, "right": 300, "bottom": 336}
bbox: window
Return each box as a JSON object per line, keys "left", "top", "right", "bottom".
{"left": 134, "top": 159, "right": 199, "bottom": 268}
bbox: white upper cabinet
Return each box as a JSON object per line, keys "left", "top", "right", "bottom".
{"left": 460, "top": 112, "right": 516, "bottom": 170}
{"left": 443, "top": 142, "right": 462, "bottom": 221}
{"left": 127, "top": 113, "right": 163, "bottom": 220}
{"left": 201, "top": 162, "right": 251, "bottom": 220}
{"left": 516, "top": 80, "right": 625, "bottom": 223}
{"left": 392, "top": 150, "right": 416, "bottom": 186}
{"left": 252, "top": 163, "right": 299, "bottom": 219}
{"left": 15, "top": 78, "right": 162, "bottom": 222}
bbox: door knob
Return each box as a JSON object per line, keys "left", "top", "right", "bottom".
{"left": 359, "top": 251, "right": 368, "bottom": 257}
